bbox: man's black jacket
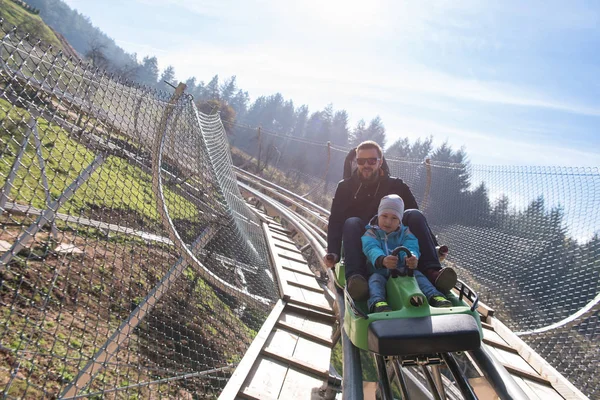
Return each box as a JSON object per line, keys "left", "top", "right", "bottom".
{"left": 326, "top": 171, "right": 418, "bottom": 257}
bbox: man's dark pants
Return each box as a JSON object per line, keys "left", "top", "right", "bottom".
{"left": 343, "top": 209, "right": 441, "bottom": 280}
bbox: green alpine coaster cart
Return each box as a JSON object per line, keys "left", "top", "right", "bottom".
{"left": 334, "top": 246, "right": 483, "bottom": 400}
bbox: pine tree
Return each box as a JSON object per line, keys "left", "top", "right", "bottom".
{"left": 206, "top": 75, "right": 220, "bottom": 100}
{"left": 157, "top": 65, "right": 176, "bottom": 92}
{"left": 138, "top": 56, "right": 159, "bottom": 88}
{"left": 230, "top": 89, "right": 250, "bottom": 120}
{"left": 366, "top": 116, "right": 386, "bottom": 148}
{"left": 220, "top": 76, "right": 237, "bottom": 103}
{"left": 184, "top": 77, "right": 197, "bottom": 96}
{"left": 426, "top": 142, "right": 471, "bottom": 225}
{"left": 349, "top": 119, "right": 367, "bottom": 146}
{"left": 331, "top": 110, "right": 349, "bottom": 146}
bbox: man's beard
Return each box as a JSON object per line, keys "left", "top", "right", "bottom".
{"left": 359, "top": 168, "right": 379, "bottom": 183}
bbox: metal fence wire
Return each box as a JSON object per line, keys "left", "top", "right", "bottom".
{"left": 234, "top": 117, "right": 600, "bottom": 397}
{"left": 0, "top": 20, "right": 278, "bottom": 399}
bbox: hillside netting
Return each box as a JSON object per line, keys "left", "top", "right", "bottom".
{"left": 0, "top": 20, "right": 277, "bottom": 399}
{"left": 233, "top": 123, "right": 600, "bottom": 397}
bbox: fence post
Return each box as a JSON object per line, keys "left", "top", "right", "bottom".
{"left": 31, "top": 118, "right": 58, "bottom": 239}
{"left": 422, "top": 158, "right": 432, "bottom": 211}
{"left": 301, "top": 141, "right": 331, "bottom": 198}
{"left": 0, "top": 119, "right": 34, "bottom": 212}
{"left": 323, "top": 141, "right": 331, "bottom": 193}
{"left": 256, "top": 126, "right": 262, "bottom": 172}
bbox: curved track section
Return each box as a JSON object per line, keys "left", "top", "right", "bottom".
{"left": 150, "top": 88, "right": 271, "bottom": 310}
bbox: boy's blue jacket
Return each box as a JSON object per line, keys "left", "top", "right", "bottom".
{"left": 361, "top": 215, "right": 420, "bottom": 275}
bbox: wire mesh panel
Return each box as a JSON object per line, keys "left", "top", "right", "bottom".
{"left": 229, "top": 123, "right": 341, "bottom": 208}
{"left": 232, "top": 121, "right": 599, "bottom": 397}
{"left": 0, "top": 20, "right": 277, "bottom": 399}
{"left": 429, "top": 164, "right": 600, "bottom": 397}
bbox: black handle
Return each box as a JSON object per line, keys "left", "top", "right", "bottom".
{"left": 390, "top": 246, "right": 414, "bottom": 277}
{"left": 455, "top": 279, "right": 479, "bottom": 312}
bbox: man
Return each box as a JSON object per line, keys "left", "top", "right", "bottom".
{"left": 323, "top": 140, "right": 456, "bottom": 301}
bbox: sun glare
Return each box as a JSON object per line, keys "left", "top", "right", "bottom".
{"left": 293, "top": 0, "right": 381, "bottom": 30}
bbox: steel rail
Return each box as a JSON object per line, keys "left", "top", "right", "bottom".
{"left": 234, "top": 166, "right": 330, "bottom": 216}
{"left": 236, "top": 171, "right": 329, "bottom": 228}
{"left": 469, "top": 346, "right": 529, "bottom": 400}
{"left": 236, "top": 182, "right": 332, "bottom": 290}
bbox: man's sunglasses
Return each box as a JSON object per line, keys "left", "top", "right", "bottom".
{"left": 356, "top": 157, "right": 380, "bottom": 166}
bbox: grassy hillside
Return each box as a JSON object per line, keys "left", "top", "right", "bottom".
{"left": 0, "top": 97, "right": 260, "bottom": 398}
{"left": 0, "top": 0, "right": 62, "bottom": 48}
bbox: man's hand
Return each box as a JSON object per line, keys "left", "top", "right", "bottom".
{"left": 383, "top": 255, "right": 398, "bottom": 269}
{"left": 323, "top": 253, "right": 338, "bottom": 269}
{"left": 405, "top": 255, "right": 418, "bottom": 269}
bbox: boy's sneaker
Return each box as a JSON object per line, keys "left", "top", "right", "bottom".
{"left": 371, "top": 301, "right": 392, "bottom": 313}
{"left": 426, "top": 267, "right": 457, "bottom": 293}
{"left": 429, "top": 295, "right": 452, "bottom": 308}
{"left": 347, "top": 275, "right": 369, "bottom": 301}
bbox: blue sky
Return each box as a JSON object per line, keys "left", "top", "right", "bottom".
{"left": 62, "top": 0, "right": 600, "bottom": 167}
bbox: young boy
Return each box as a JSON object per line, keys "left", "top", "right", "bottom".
{"left": 361, "top": 194, "right": 452, "bottom": 313}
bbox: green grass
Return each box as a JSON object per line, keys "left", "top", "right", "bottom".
{"left": 0, "top": 0, "right": 62, "bottom": 48}
{"left": 0, "top": 98, "right": 200, "bottom": 225}
{"left": 186, "top": 265, "right": 258, "bottom": 339}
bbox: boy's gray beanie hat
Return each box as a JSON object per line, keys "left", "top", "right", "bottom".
{"left": 378, "top": 194, "right": 405, "bottom": 219}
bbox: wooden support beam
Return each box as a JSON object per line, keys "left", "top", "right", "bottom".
{"left": 452, "top": 288, "right": 494, "bottom": 320}
{"left": 275, "top": 321, "right": 334, "bottom": 348}
{"left": 285, "top": 304, "right": 338, "bottom": 324}
{"left": 269, "top": 234, "right": 296, "bottom": 246}
{"left": 278, "top": 253, "right": 309, "bottom": 265}
{"left": 282, "top": 265, "right": 316, "bottom": 277}
{"left": 261, "top": 348, "right": 330, "bottom": 380}
{"left": 270, "top": 226, "right": 293, "bottom": 236}
{"left": 287, "top": 298, "right": 334, "bottom": 316}
{"left": 477, "top": 301, "right": 495, "bottom": 319}
{"left": 274, "top": 242, "right": 303, "bottom": 255}
{"left": 287, "top": 280, "right": 324, "bottom": 294}
{"left": 490, "top": 317, "right": 588, "bottom": 399}
{"left": 481, "top": 321, "right": 494, "bottom": 331}
{"left": 502, "top": 365, "right": 553, "bottom": 387}
{"left": 483, "top": 338, "right": 519, "bottom": 354}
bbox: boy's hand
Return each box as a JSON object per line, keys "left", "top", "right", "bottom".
{"left": 323, "top": 253, "right": 338, "bottom": 269}
{"left": 383, "top": 255, "right": 398, "bottom": 269}
{"left": 405, "top": 255, "right": 418, "bottom": 269}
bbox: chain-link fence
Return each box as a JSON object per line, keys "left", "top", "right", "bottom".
{"left": 0, "top": 20, "right": 278, "bottom": 399}
{"left": 234, "top": 117, "right": 600, "bottom": 397}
